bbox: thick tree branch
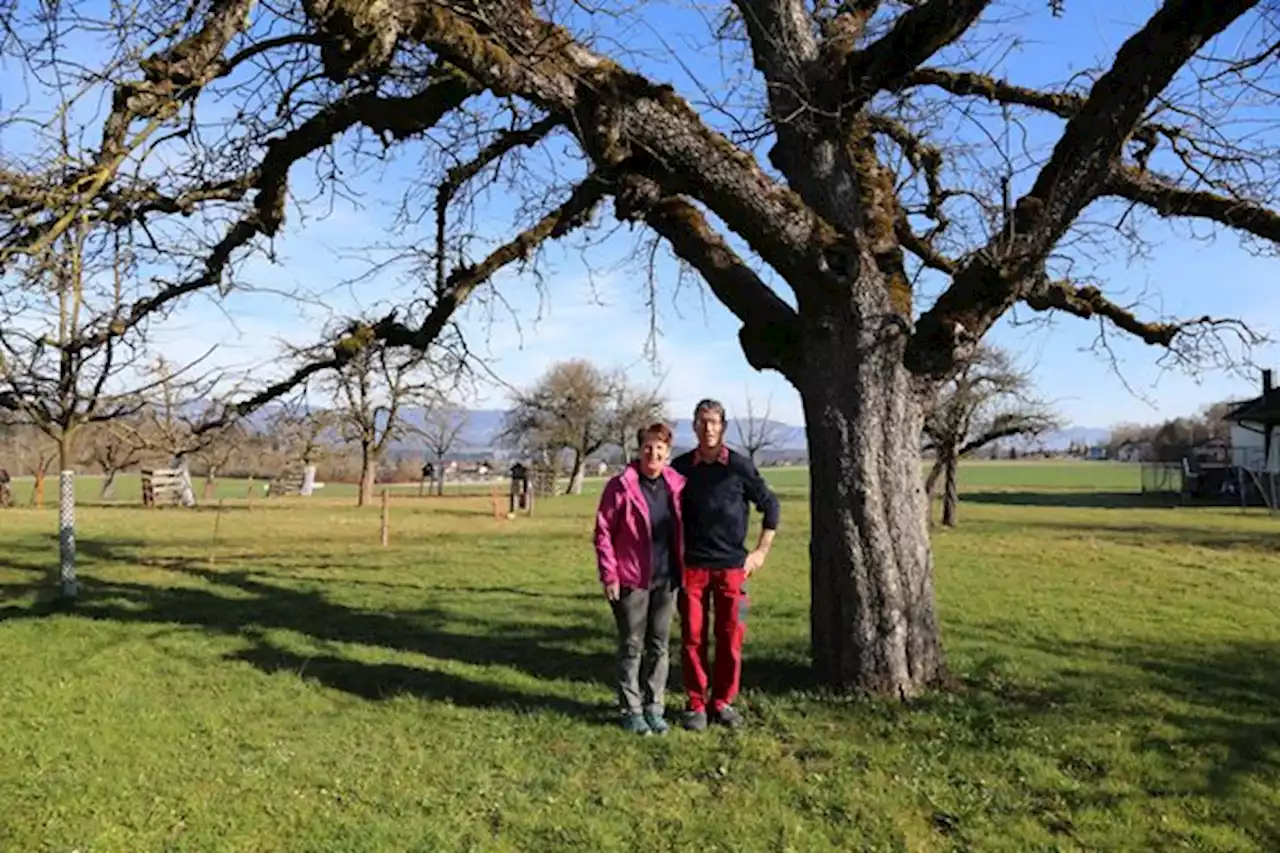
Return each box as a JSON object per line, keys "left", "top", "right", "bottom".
{"left": 732, "top": 0, "right": 819, "bottom": 141}
{"left": 898, "top": 66, "right": 1082, "bottom": 118}
{"left": 617, "top": 174, "right": 801, "bottom": 374}
{"left": 3, "top": 0, "right": 257, "bottom": 263}
{"left": 210, "top": 172, "right": 610, "bottom": 427}
{"left": 842, "top": 0, "right": 993, "bottom": 106}
{"left": 907, "top": 0, "right": 1260, "bottom": 380}
{"left": 1105, "top": 165, "right": 1280, "bottom": 243}
{"left": 306, "top": 0, "right": 851, "bottom": 302}
{"left": 896, "top": 217, "right": 956, "bottom": 273}
{"left": 1019, "top": 0, "right": 1259, "bottom": 255}
{"left": 70, "top": 73, "right": 478, "bottom": 354}
{"left": 1022, "top": 277, "right": 1197, "bottom": 347}
{"left": 733, "top": 0, "right": 818, "bottom": 84}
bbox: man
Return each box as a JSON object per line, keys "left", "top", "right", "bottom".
{"left": 671, "top": 398, "right": 779, "bottom": 730}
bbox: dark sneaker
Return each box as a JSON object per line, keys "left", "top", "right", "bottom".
{"left": 682, "top": 710, "right": 708, "bottom": 731}
{"left": 713, "top": 705, "right": 743, "bottom": 728}
{"left": 643, "top": 709, "right": 669, "bottom": 735}
{"left": 621, "top": 713, "right": 651, "bottom": 735}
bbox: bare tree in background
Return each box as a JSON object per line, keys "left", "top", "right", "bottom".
{"left": 191, "top": 417, "right": 248, "bottom": 499}
{"left": 327, "top": 342, "right": 444, "bottom": 506}
{"left": 4, "top": 0, "right": 1280, "bottom": 695}
{"left": 734, "top": 393, "right": 783, "bottom": 466}
{"left": 612, "top": 380, "right": 667, "bottom": 465}
{"left": 128, "top": 358, "right": 228, "bottom": 466}
{"left": 923, "top": 346, "right": 1060, "bottom": 527}
{"left": 417, "top": 404, "right": 469, "bottom": 496}
{"left": 81, "top": 418, "right": 147, "bottom": 499}
{"left": 0, "top": 216, "right": 217, "bottom": 477}
{"left": 504, "top": 359, "right": 666, "bottom": 494}
{"left": 266, "top": 401, "right": 337, "bottom": 476}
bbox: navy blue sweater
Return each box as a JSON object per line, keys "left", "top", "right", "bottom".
{"left": 671, "top": 446, "right": 780, "bottom": 569}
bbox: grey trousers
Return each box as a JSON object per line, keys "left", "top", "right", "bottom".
{"left": 610, "top": 581, "right": 677, "bottom": 716}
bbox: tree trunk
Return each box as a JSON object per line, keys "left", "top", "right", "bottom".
{"left": 797, "top": 326, "right": 946, "bottom": 698}
{"left": 565, "top": 451, "right": 585, "bottom": 495}
{"left": 924, "top": 458, "right": 943, "bottom": 525}
{"left": 204, "top": 466, "right": 218, "bottom": 500}
{"left": 358, "top": 445, "right": 376, "bottom": 507}
{"left": 32, "top": 466, "right": 46, "bottom": 508}
{"left": 100, "top": 468, "right": 118, "bottom": 500}
{"left": 941, "top": 450, "right": 959, "bottom": 527}
{"left": 435, "top": 456, "right": 445, "bottom": 496}
{"left": 58, "top": 430, "right": 75, "bottom": 475}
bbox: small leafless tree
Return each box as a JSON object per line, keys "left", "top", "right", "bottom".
{"left": 417, "top": 404, "right": 469, "bottom": 496}
{"left": 81, "top": 418, "right": 147, "bottom": 499}
{"left": 266, "top": 401, "right": 338, "bottom": 473}
{"left": 734, "top": 393, "right": 783, "bottom": 465}
{"left": 923, "top": 346, "right": 1061, "bottom": 527}
{"left": 191, "top": 419, "right": 247, "bottom": 499}
{"left": 611, "top": 380, "right": 667, "bottom": 464}
{"left": 327, "top": 342, "right": 443, "bottom": 506}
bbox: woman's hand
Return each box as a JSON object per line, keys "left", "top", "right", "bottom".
{"left": 603, "top": 581, "right": 620, "bottom": 602}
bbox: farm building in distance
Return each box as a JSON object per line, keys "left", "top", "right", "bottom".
{"left": 1144, "top": 368, "right": 1280, "bottom": 507}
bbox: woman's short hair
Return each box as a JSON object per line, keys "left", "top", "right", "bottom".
{"left": 636, "top": 422, "right": 673, "bottom": 447}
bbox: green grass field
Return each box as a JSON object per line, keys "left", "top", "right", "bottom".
{"left": 2, "top": 461, "right": 1278, "bottom": 851}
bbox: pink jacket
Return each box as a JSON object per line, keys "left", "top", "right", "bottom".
{"left": 594, "top": 463, "right": 686, "bottom": 589}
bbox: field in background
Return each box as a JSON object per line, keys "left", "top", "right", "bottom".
{"left": 1, "top": 460, "right": 1143, "bottom": 506}
{"left": 2, "top": 460, "right": 1277, "bottom": 851}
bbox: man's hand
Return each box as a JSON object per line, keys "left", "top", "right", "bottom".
{"left": 744, "top": 548, "right": 767, "bottom": 578}
{"left": 603, "top": 581, "right": 620, "bottom": 602}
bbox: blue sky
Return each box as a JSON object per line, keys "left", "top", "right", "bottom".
{"left": 4, "top": 1, "right": 1278, "bottom": 429}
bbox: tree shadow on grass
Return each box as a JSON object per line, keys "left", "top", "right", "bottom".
{"left": 939, "top": 624, "right": 1280, "bottom": 842}
{"left": 0, "top": 535, "right": 146, "bottom": 582}
{"left": 1, "top": 537, "right": 822, "bottom": 719}
{"left": 231, "top": 635, "right": 608, "bottom": 720}
{"left": 1009, "top": 520, "right": 1280, "bottom": 554}
{"left": 961, "top": 490, "right": 1175, "bottom": 509}
{"left": 0, "top": 553, "right": 624, "bottom": 719}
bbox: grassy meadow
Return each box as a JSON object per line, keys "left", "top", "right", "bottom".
{"left": 2, "top": 461, "right": 1279, "bottom": 851}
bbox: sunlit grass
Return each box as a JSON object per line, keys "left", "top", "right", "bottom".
{"left": 1, "top": 461, "right": 1277, "bottom": 851}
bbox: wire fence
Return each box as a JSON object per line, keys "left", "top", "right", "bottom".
{"left": 1140, "top": 462, "right": 1184, "bottom": 495}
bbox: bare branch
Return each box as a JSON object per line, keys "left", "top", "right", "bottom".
{"left": 1105, "top": 165, "right": 1280, "bottom": 244}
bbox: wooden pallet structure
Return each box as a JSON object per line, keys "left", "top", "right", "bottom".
{"left": 141, "top": 468, "right": 196, "bottom": 507}
{"left": 267, "top": 467, "right": 305, "bottom": 497}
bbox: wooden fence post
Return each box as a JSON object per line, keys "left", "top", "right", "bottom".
{"left": 380, "top": 489, "right": 390, "bottom": 546}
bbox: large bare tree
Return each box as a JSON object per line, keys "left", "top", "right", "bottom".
{"left": 3, "top": 0, "right": 1277, "bottom": 696}
{"left": 923, "top": 345, "right": 1060, "bottom": 526}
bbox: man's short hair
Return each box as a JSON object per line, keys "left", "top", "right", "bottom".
{"left": 692, "top": 398, "right": 726, "bottom": 424}
{"left": 636, "top": 421, "right": 674, "bottom": 447}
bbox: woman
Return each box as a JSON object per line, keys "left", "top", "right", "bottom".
{"left": 593, "top": 422, "right": 685, "bottom": 735}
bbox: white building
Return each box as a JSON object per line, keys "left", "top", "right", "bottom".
{"left": 1226, "top": 369, "right": 1280, "bottom": 473}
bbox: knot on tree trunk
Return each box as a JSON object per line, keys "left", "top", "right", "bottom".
{"left": 738, "top": 321, "right": 801, "bottom": 377}
{"left": 613, "top": 174, "right": 661, "bottom": 223}
{"left": 305, "top": 0, "right": 401, "bottom": 80}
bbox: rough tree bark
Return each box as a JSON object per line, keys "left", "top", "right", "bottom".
{"left": 359, "top": 444, "right": 376, "bottom": 507}
{"left": 798, "top": 323, "right": 944, "bottom": 693}
{"left": 566, "top": 452, "right": 586, "bottom": 496}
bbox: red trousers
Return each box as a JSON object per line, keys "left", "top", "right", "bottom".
{"left": 679, "top": 567, "right": 747, "bottom": 712}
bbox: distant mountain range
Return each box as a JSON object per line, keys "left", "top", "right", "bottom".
{"left": 240, "top": 404, "right": 1110, "bottom": 458}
